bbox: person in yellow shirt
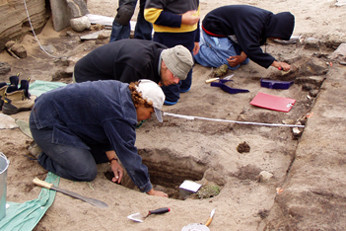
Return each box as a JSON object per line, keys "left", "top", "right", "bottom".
{"left": 144, "top": 0, "right": 200, "bottom": 105}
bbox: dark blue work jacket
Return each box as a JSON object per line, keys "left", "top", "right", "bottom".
{"left": 30, "top": 80, "right": 152, "bottom": 192}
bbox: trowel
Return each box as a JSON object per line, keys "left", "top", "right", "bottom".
{"left": 205, "top": 74, "right": 234, "bottom": 83}
{"left": 127, "top": 207, "right": 170, "bottom": 222}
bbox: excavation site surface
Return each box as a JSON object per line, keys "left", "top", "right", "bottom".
{"left": 0, "top": 1, "right": 345, "bottom": 230}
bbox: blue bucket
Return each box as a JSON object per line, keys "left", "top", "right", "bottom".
{"left": 0, "top": 152, "right": 9, "bottom": 220}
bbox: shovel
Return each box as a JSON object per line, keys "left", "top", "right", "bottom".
{"left": 127, "top": 207, "right": 170, "bottom": 222}
{"left": 33, "top": 177, "right": 108, "bottom": 208}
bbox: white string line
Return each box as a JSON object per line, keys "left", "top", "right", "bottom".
{"left": 23, "top": 0, "right": 61, "bottom": 58}
{"left": 163, "top": 112, "right": 305, "bottom": 128}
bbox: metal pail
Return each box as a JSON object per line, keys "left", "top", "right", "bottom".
{"left": 0, "top": 152, "right": 9, "bottom": 220}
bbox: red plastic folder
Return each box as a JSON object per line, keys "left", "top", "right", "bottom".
{"left": 250, "top": 92, "right": 296, "bottom": 112}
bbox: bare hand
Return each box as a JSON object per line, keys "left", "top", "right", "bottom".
{"left": 227, "top": 52, "right": 247, "bottom": 67}
{"left": 110, "top": 161, "right": 124, "bottom": 184}
{"left": 227, "top": 56, "right": 243, "bottom": 67}
{"left": 272, "top": 61, "right": 291, "bottom": 71}
{"left": 181, "top": 10, "right": 200, "bottom": 25}
{"left": 146, "top": 188, "right": 169, "bottom": 198}
{"left": 193, "top": 42, "right": 200, "bottom": 55}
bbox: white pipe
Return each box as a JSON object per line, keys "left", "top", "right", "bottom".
{"left": 163, "top": 112, "right": 305, "bottom": 128}
{"left": 23, "top": 0, "right": 61, "bottom": 59}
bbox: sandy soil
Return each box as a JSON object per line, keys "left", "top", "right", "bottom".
{"left": 0, "top": 0, "right": 345, "bottom": 230}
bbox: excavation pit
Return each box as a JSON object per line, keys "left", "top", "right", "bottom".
{"left": 105, "top": 148, "right": 223, "bottom": 200}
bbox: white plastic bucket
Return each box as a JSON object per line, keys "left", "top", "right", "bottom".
{"left": 0, "top": 152, "right": 9, "bottom": 220}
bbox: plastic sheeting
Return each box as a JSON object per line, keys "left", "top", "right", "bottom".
{"left": 0, "top": 172, "right": 59, "bottom": 231}
{"left": 29, "top": 80, "right": 66, "bottom": 98}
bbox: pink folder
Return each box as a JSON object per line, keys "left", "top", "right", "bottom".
{"left": 250, "top": 92, "right": 296, "bottom": 112}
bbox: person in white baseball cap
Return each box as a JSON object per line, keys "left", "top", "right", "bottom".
{"left": 29, "top": 79, "right": 168, "bottom": 198}
{"left": 136, "top": 79, "right": 165, "bottom": 122}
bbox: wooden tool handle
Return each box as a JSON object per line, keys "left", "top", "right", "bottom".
{"left": 33, "top": 177, "right": 53, "bottom": 189}
{"left": 205, "top": 217, "right": 213, "bottom": 227}
{"left": 205, "top": 208, "right": 216, "bottom": 227}
{"left": 205, "top": 78, "right": 219, "bottom": 83}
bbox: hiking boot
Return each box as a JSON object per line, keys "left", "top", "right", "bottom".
{"left": 0, "top": 75, "right": 19, "bottom": 110}
{"left": 9, "top": 75, "right": 19, "bottom": 88}
{"left": 2, "top": 79, "right": 36, "bottom": 115}
{"left": 0, "top": 82, "right": 8, "bottom": 109}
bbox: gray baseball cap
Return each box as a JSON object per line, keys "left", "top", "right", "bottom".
{"left": 161, "top": 45, "right": 194, "bottom": 80}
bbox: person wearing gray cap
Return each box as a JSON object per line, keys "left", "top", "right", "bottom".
{"left": 73, "top": 39, "right": 194, "bottom": 90}
{"left": 29, "top": 79, "right": 169, "bottom": 197}
{"left": 144, "top": 0, "right": 200, "bottom": 105}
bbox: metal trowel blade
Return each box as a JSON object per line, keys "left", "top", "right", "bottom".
{"left": 127, "top": 212, "right": 144, "bottom": 222}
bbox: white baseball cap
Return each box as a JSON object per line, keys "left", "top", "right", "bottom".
{"left": 136, "top": 79, "right": 165, "bottom": 122}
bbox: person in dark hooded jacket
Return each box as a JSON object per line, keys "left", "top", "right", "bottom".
{"left": 194, "top": 5, "right": 295, "bottom": 71}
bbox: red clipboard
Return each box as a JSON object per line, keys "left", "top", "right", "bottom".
{"left": 250, "top": 92, "right": 296, "bottom": 112}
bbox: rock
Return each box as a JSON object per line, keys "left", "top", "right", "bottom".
{"left": 258, "top": 171, "right": 273, "bottom": 182}
{"left": 303, "top": 37, "right": 320, "bottom": 50}
{"left": 5, "top": 40, "right": 15, "bottom": 49}
{"left": 54, "top": 57, "right": 70, "bottom": 66}
{"left": 335, "top": 0, "right": 346, "bottom": 7}
{"left": 6, "top": 42, "right": 27, "bottom": 59}
{"left": 197, "top": 182, "right": 221, "bottom": 199}
{"left": 213, "top": 64, "right": 228, "bottom": 77}
{"left": 329, "top": 43, "right": 346, "bottom": 64}
{"left": 66, "top": 30, "right": 75, "bottom": 37}
{"left": 66, "top": 0, "right": 89, "bottom": 18}
{"left": 0, "top": 62, "right": 11, "bottom": 75}
{"left": 11, "top": 44, "right": 27, "bottom": 58}
{"left": 70, "top": 16, "right": 91, "bottom": 32}
{"left": 0, "top": 113, "right": 18, "bottom": 129}
{"left": 41, "top": 44, "right": 57, "bottom": 55}
{"left": 292, "top": 127, "right": 303, "bottom": 139}
{"left": 237, "top": 141, "right": 250, "bottom": 153}
{"left": 80, "top": 31, "right": 102, "bottom": 40}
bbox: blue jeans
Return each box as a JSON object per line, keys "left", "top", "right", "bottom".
{"left": 109, "top": 0, "right": 152, "bottom": 42}
{"left": 194, "top": 31, "right": 249, "bottom": 70}
{"left": 29, "top": 117, "right": 109, "bottom": 181}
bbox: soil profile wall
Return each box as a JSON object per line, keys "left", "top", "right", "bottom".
{"left": 0, "top": 0, "right": 48, "bottom": 51}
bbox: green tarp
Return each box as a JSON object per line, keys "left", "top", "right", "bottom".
{"left": 0, "top": 80, "right": 66, "bottom": 230}
{"left": 0, "top": 172, "right": 60, "bottom": 231}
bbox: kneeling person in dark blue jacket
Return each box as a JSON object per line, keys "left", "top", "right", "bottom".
{"left": 29, "top": 80, "right": 168, "bottom": 197}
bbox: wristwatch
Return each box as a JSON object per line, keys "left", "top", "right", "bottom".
{"left": 109, "top": 157, "right": 118, "bottom": 163}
